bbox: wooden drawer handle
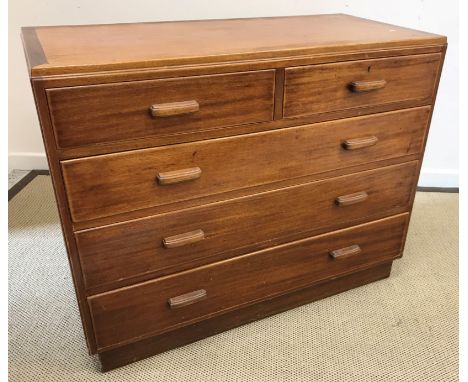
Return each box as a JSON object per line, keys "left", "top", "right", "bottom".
{"left": 150, "top": 100, "right": 199, "bottom": 117}
{"left": 342, "top": 136, "right": 378, "bottom": 150}
{"left": 157, "top": 167, "right": 201, "bottom": 185}
{"left": 335, "top": 191, "right": 368, "bottom": 206}
{"left": 168, "top": 289, "right": 207, "bottom": 309}
{"left": 330, "top": 244, "right": 362, "bottom": 260}
{"left": 349, "top": 80, "right": 387, "bottom": 92}
{"left": 163, "top": 229, "right": 205, "bottom": 249}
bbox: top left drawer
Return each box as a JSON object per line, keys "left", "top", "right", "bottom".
{"left": 46, "top": 70, "right": 275, "bottom": 149}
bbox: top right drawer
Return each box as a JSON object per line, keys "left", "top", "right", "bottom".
{"left": 283, "top": 54, "right": 441, "bottom": 118}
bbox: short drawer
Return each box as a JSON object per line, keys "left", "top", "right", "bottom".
{"left": 46, "top": 70, "right": 275, "bottom": 148}
{"left": 88, "top": 213, "right": 408, "bottom": 350}
{"left": 62, "top": 107, "right": 429, "bottom": 222}
{"left": 283, "top": 54, "right": 440, "bottom": 118}
{"left": 77, "top": 161, "right": 417, "bottom": 290}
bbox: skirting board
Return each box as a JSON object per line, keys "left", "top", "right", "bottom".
{"left": 418, "top": 168, "right": 459, "bottom": 188}
{"left": 8, "top": 152, "right": 48, "bottom": 171}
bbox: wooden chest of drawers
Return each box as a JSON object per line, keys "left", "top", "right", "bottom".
{"left": 22, "top": 14, "right": 446, "bottom": 371}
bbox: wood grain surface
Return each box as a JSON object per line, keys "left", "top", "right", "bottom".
{"left": 47, "top": 70, "right": 274, "bottom": 148}
{"left": 88, "top": 213, "right": 408, "bottom": 351}
{"left": 76, "top": 161, "right": 417, "bottom": 291}
{"left": 22, "top": 15, "right": 445, "bottom": 76}
{"left": 62, "top": 107, "right": 430, "bottom": 223}
{"left": 98, "top": 260, "right": 393, "bottom": 370}
{"left": 284, "top": 54, "right": 440, "bottom": 117}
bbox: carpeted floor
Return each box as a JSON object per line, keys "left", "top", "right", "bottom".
{"left": 8, "top": 175, "right": 458, "bottom": 381}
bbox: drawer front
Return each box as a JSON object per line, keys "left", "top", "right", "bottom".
{"left": 284, "top": 54, "right": 440, "bottom": 118}
{"left": 77, "top": 161, "right": 417, "bottom": 290}
{"left": 88, "top": 213, "right": 408, "bottom": 350}
{"left": 62, "top": 107, "right": 429, "bottom": 222}
{"left": 46, "top": 70, "right": 275, "bottom": 148}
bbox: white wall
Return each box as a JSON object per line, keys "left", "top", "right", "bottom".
{"left": 8, "top": 0, "right": 459, "bottom": 187}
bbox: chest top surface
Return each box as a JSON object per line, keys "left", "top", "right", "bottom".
{"left": 22, "top": 14, "right": 446, "bottom": 77}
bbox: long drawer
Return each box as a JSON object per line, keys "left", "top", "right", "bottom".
{"left": 77, "top": 161, "right": 417, "bottom": 290}
{"left": 88, "top": 213, "right": 408, "bottom": 351}
{"left": 283, "top": 54, "right": 440, "bottom": 118}
{"left": 46, "top": 70, "right": 275, "bottom": 148}
{"left": 62, "top": 107, "right": 429, "bottom": 222}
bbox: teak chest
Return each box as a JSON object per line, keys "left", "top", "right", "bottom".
{"left": 22, "top": 14, "right": 446, "bottom": 371}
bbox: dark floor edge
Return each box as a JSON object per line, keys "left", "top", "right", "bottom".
{"left": 416, "top": 186, "right": 459, "bottom": 193}
{"left": 8, "top": 170, "right": 51, "bottom": 201}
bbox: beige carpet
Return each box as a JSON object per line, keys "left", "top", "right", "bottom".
{"left": 8, "top": 175, "right": 458, "bottom": 381}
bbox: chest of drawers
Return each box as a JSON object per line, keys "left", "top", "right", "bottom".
{"left": 22, "top": 14, "right": 446, "bottom": 371}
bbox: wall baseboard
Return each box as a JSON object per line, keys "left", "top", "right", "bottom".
{"left": 8, "top": 152, "right": 48, "bottom": 170}
{"left": 417, "top": 186, "right": 458, "bottom": 193}
{"left": 418, "top": 168, "right": 459, "bottom": 188}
